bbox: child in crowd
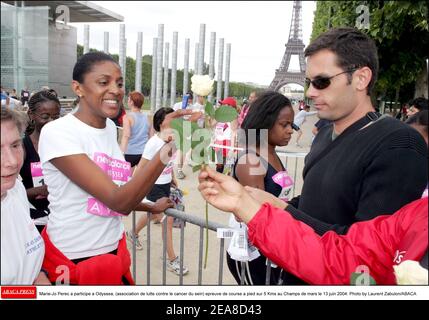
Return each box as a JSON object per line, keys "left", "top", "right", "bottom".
{"left": 20, "top": 91, "right": 61, "bottom": 233}
{"left": 214, "top": 97, "right": 238, "bottom": 174}
{"left": 293, "top": 104, "right": 317, "bottom": 147}
{"left": 127, "top": 107, "right": 189, "bottom": 276}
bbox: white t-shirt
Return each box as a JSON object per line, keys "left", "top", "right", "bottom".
{"left": 39, "top": 114, "right": 128, "bottom": 260}
{"left": 142, "top": 134, "right": 174, "bottom": 185}
{"left": 214, "top": 122, "right": 232, "bottom": 142}
{"left": 294, "top": 110, "right": 318, "bottom": 127}
{"left": 1, "top": 180, "right": 44, "bottom": 285}
{"left": 191, "top": 102, "right": 205, "bottom": 128}
{"left": 172, "top": 101, "right": 182, "bottom": 111}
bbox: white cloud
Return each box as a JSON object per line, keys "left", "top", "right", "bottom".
{"left": 71, "top": 1, "right": 316, "bottom": 86}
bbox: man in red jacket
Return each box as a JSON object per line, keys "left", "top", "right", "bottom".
{"left": 198, "top": 166, "right": 428, "bottom": 285}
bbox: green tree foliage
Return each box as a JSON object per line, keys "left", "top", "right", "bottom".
{"left": 310, "top": 1, "right": 429, "bottom": 104}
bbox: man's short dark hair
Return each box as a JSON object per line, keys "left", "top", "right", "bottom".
{"left": 305, "top": 27, "right": 379, "bottom": 96}
{"left": 410, "top": 97, "right": 428, "bottom": 112}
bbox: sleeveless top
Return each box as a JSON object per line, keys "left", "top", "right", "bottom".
{"left": 20, "top": 134, "right": 50, "bottom": 219}
{"left": 233, "top": 149, "right": 286, "bottom": 197}
{"left": 125, "top": 112, "right": 149, "bottom": 155}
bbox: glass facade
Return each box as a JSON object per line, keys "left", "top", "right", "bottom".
{"left": 1, "top": 4, "right": 49, "bottom": 92}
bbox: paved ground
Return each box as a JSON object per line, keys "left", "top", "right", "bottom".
{"left": 122, "top": 103, "right": 319, "bottom": 285}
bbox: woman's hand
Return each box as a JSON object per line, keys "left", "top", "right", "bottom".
{"left": 35, "top": 185, "right": 49, "bottom": 199}
{"left": 27, "top": 185, "right": 49, "bottom": 200}
{"left": 160, "top": 109, "right": 201, "bottom": 143}
{"left": 152, "top": 197, "right": 174, "bottom": 214}
{"left": 188, "top": 109, "right": 204, "bottom": 122}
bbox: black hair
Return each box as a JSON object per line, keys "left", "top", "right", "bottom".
{"left": 409, "top": 97, "right": 428, "bottom": 112}
{"left": 73, "top": 51, "right": 118, "bottom": 84}
{"left": 406, "top": 110, "right": 428, "bottom": 127}
{"left": 186, "top": 92, "right": 193, "bottom": 100}
{"left": 240, "top": 90, "right": 292, "bottom": 147}
{"left": 153, "top": 107, "right": 174, "bottom": 132}
{"left": 26, "top": 90, "right": 60, "bottom": 135}
{"left": 305, "top": 27, "right": 379, "bottom": 96}
{"left": 48, "top": 88, "right": 58, "bottom": 97}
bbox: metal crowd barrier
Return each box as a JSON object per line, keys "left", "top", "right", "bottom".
{"left": 128, "top": 151, "right": 308, "bottom": 285}
{"left": 129, "top": 208, "right": 229, "bottom": 285}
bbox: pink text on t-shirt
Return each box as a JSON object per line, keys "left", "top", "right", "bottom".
{"left": 272, "top": 171, "right": 294, "bottom": 202}
{"left": 30, "top": 162, "right": 43, "bottom": 177}
{"left": 87, "top": 152, "right": 131, "bottom": 217}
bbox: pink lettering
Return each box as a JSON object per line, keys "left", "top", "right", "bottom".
{"left": 272, "top": 171, "right": 294, "bottom": 188}
{"left": 88, "top": 200, "right": 101, "bottom": 214}
{"left": 92, "top": 152, "right": 131, "bottom": 182}
{"left": 30, "top": 162, "right": 43, "bottom": 177}
{"left": 87, "top": 198, "right": 124, "bottom": 217}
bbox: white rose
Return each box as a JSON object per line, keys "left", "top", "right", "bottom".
{"left": 191, "top": 75, "right": 214, "bottom": 97}
{"left": 393, "top": 260, "right": 428, "bottom": 285}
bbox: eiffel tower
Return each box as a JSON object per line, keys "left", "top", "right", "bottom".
{"left": 269, "top": 1, "right": 306, "bottom": 90}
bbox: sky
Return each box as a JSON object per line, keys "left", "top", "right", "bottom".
{"left": 71, "top": 1, "right": 317, "bottom": 87}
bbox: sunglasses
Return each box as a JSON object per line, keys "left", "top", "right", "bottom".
{"left": 305, "top": 69, "right": 357, "bottom": 90}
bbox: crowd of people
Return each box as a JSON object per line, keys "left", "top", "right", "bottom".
{"left": 1, "top": 27, "right": 428, "bottom": 286}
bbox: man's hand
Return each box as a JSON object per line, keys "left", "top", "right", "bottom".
{"left": 198, "top": 165, "right": 245, "bottom": 213}
{"left": 198, "top": 166, "right": 262, "bottom": 225}
{"left": 244, "top": 186, "right": 288, "bottom": 210}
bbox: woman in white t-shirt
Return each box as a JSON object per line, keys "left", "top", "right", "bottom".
{"left": 38, "top": 52, "right": 194, "bottom": 285}
{"left": 1, "top": 108, "right": 50, "bottom": 285}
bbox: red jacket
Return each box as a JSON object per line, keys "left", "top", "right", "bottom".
{"left": 42, "top": 230, "right": 134, "bottom": 285}
{"left": 247, "top": 197, "right": 428, "bottom": 285}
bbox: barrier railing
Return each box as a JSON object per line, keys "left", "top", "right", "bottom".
{"left": 129, "top": 209, "right": 229, "bottom": 285}
{"left": 128, "top": 151, "right": 308, "bottom": 285}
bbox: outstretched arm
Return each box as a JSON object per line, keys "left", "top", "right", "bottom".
{"left": 246, "top": 202, "right": 410, "bottom": 284}
{"left": 198, "top": 166, "right": 426, "bottom": 284}
{"left": 48, "top": 109, "right": 196, "bottom": 215}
